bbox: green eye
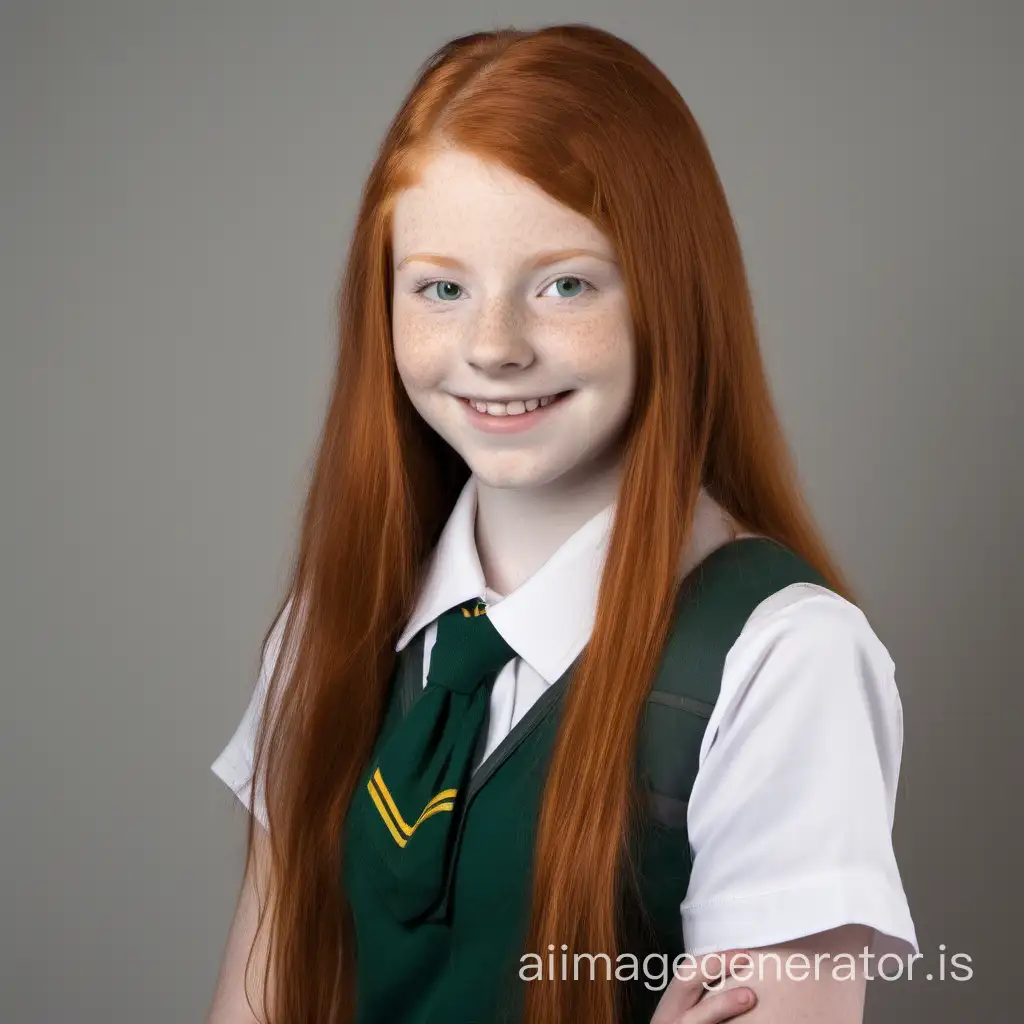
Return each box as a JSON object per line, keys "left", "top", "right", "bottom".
{"left": 543, "top": 276, "right": 593, "bottom": 299}
{"left": 553, "top": 277, "right": 585, "bottom": 298}
{"left": 416, "top": 280, "right": 462, "bottom": 301}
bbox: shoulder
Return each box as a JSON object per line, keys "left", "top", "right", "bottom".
{"left": 246, "top": 595, "right": 296, "bottom": 718}
{"left": 735, "top": 580, "right": 894, "bottom": 678}
{"left": 732, "top": 580, "right": 896, "bottom": 695}
{"left": 261, "top": 595, "right": 294, "bottom": 679}
{"left": 702, "top": 582, "right": 902, "bottom": 769}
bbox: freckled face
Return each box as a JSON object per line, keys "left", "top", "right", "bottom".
{"left": 390, "top": 148, "right": 636, "bottom": 491}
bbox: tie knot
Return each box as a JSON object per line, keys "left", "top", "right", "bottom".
{"left": 426, "top": 600, "right": 516, "bottom": 695}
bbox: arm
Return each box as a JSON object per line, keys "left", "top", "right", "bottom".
{"left": 208, "top": 602, "right": 296, "bottom": 1021}
{"left": 652, "top": 925, "right": 871, "bottom": 1024}
{"left": 206, "top": 822, "right": 274, "bottom": 1024}
{"left": 653, "top": 590, "right": 918, "bottom": 1023}
{"left": 721, "top": 925, "right": 870, "bottom": 1022}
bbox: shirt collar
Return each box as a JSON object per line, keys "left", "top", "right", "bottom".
{"left": 395, "top": 476, "right": 615, "bottom": 684}
{"left": 395, "top": 476, "right": 737, "bottom": 685}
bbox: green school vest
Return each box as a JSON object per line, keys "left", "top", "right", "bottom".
{"left": 343, "top": 537, "right": 829, "bottom": 1023}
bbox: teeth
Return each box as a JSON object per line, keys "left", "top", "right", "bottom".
{"left": 468, "top": 393, "right": 562, "bottom": 416}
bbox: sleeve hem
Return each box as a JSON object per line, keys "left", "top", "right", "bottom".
{"left": 211, "top": 753, "right": 269, "bottom": 831}
{"left": 680, "top": 869, "right": 919, "bottom": 958}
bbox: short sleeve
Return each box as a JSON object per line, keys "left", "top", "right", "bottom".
{"left": 211, "top": 598, "right": 294, "bottom": 831}
{"left": 681, "top": 583, "right": 919, "bottom": 958}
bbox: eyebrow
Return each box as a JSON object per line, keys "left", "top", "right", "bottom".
{"left": 395, "top": 247, "right": 617, "bottom": 272}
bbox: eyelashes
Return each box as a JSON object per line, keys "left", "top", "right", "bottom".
{"left": 412, "top": 279, "right": 464, "bottom": 301}
{"left": 410, "top": 275, "right": 597, "bottom": 303}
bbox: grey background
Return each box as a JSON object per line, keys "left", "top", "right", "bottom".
{"left": 2, "top": 1, "right": 1020, "bottom": 1021}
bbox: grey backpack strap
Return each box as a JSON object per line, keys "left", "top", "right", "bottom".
{"left": 638, "top": 537, "right": 830, "bottom": 826}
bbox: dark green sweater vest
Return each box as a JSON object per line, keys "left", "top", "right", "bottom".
{"left": 343, "top": 538, "right": 828, "bottom": 1023}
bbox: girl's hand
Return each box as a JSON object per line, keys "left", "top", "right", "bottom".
{"left": 650, "top": 950, "right": 757, "bottom": 1024}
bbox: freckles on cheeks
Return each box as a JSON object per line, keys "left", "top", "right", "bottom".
{"left": 550, "top": 315, "right": 634, "bottom": 380}
{"left": 391, "top": 287, "right": 634, "bottom": 386}
{"left": 392, "top": 315, "right": 449, "bottom": 387}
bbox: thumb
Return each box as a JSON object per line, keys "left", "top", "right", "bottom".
{"left": 649, "top": 949, "right": 748, "bottom": 1023}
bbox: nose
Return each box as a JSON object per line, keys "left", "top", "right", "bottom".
{"left": 461, "top": 298, "right": 535, "bottom": 372}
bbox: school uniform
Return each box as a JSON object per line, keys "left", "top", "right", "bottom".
{"left": 212, "top": 477, "right": 918, "bottom": 1022}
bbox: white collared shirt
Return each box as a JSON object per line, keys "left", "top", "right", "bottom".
{"left": 394, "top": 476, "right": 615, "bottom": 769}
{"left": 212, "top": 477, "right": 918, "bottom": 958}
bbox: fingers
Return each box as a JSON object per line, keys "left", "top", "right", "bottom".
{"left": 680, "top": 986, "right": 757, "bottom": 1024}
{"left": 649, "top": 950, "right": 755, "bottom": 1023}
{"left": 694, "top": 950, "right": 749, "bottom": 993}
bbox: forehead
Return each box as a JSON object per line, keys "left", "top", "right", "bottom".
{"left": 390, "top": 149, "right": 612, "bottom": 258}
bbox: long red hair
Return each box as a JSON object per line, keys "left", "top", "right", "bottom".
{"left": 241, "top": 22, "right": 850, "bottom": 1024}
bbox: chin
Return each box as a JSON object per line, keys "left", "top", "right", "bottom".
{"left": 468, "top": 467, "right": 541, "bottom": 491}
{"left": 464, "top": 456, "right": 569, "bottom": 492}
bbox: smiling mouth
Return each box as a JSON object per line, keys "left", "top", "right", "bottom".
{"left": 456, "top": 390, "right": 574, "bottom": 417}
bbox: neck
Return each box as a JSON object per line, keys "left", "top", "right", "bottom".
{"left": 473, "top": 451, "right": 624, "bottom": 596}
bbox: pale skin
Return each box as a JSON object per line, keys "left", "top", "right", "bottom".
{"left": 207, "top": 822, "right": 271, "bottom": 1024}
{"left": 207, "top": 146, "right": 874, "bottom": 1021}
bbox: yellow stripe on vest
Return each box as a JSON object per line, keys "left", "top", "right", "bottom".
{"left": 368, "top": 768, "right": 458, "bottom": 848}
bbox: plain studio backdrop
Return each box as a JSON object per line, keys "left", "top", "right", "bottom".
{"left": 1, "top": 1, "right": 1019, "bottom": 1022}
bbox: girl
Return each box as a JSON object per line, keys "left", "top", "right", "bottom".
{"left": 208, "top": 23, "right": 917, "bottom": 1024}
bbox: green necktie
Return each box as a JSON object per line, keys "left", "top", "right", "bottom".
{"left": 360, "top": 598, "right": 516, "bottom": 923}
